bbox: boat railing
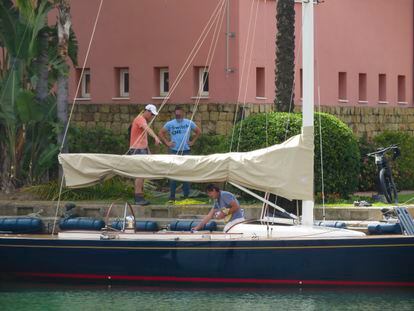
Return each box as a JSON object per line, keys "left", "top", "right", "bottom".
{"left": 104, "top": 201, "right": 136, "bottom": 233}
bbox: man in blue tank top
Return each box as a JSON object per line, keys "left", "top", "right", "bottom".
{"left": 159, "top": 106, "right": 201, "bottom": 201}
{"left": 192, "top": 184, "right": 245, "bottom": 232}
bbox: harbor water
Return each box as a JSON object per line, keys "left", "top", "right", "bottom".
{"left": 0, "top": 282, "right": 413, "bottom": 311}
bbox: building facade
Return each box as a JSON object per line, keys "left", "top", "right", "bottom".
{"left": 69, "top": 0, "right": 413, "bottom": 107}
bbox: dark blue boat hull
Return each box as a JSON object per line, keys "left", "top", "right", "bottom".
{"left": 1, "top": 236, "right": 413, "bottom": 286}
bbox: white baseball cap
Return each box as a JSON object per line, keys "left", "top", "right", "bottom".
{"left": 145, "top": 104, "right": 158, "bottom": 115}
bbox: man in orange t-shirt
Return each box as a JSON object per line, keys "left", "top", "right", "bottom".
{"left": 129, "top": 104, "right": 161, "bottom": 205}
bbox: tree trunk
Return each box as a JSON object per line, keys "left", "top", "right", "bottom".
{"left": 35, "top": 30, "right": 49, "bottom": 103}
{"left": 57, "top": 69, "right": 68, "bottom": 153}
{"left": 56, "top": 0, "right": 71, "bottom": 182}
{"left": 274, "top": 0, "right": 295, "bottom": 112}
{"left": 56, "top": 0, "right": 71, "bottom": 154}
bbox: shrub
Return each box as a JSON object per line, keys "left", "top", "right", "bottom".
{"left": 228, "top": 112, "right": 360, "bottom": 197}
{"left": 28, "top": 177, "right": 134, "bottom": 201}
{"left": 357, "top": 136, "right": 377, "bottom": 191}
{"left": 192, "top": 134, "right": 228, "bottom": 155}
{"left": 68, "top": 126, "right": 129, "bottom": 154}
{"left": 372, "top": 131, "right": 414, "bottom": 190}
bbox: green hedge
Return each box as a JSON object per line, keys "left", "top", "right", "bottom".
{"left": 68, "top": 126, "right": 129, "bottom": 154}
{"left": 228, "top": 112, "right": 360, "bottom": 197}
{"left": 192, "top": 134, "right": 228, "bottom": 155}
{"left": 357, "top": 136, "right": 377, "bottom": 191}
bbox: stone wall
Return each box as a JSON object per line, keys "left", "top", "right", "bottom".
{"left": 69, "top": 103, "right": 273, "bottom": 136}
{"left": 70, "top": 103, "right": 414, "bottom": 140}
{"left": 318, "top": 106, "right": 414, "bottom": 139}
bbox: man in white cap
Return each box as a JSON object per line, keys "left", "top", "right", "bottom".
{"left": 129, "top": 104, "right": 161, "bottom": 205}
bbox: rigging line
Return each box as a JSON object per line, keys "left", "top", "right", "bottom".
{"left": 174, "top": 0, "right": 226, "bottom": 155}
{"left": 123, "top": 0, "right": 224, "bottom": 105}
{"left": 128, "top": 0, "right": 226, "bottom": 152}
{"left": 314, "top": 14, "right": 326, "bottom": 219}
{"left": 164, "top": 0, "right": 226, "bottom": 180}
{"left": 51, "top": 164, "right": 66, "bottom": 235}
{"left": 236, "top": 0, "right": 260, "bottom": 152}
{"left": 229, "top": 0, "right": 256, "bottom": 152}
{"left": 264, "top": 0, "right": 269, "bottom": 148}
{"left": 60, "top": 0, "right": 104, "bottom": 152}
{"left": 53, "top": 0, "right": 104, "bottom": 236}
{"left": 151, "top": 0, "right": 226, "bottom": 112}
{"left": 229, "top": 181, "right": 298, "bottom": 220}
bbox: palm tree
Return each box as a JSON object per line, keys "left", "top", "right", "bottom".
{"left": 55, "top": 0, "right": 71, "bottom": 155}
{"left": 0, "top": 0, "right": 53, "bottom": 190}
{"left": 274, "top": 0, "right": 295, "bottom": 112}
{"left": 0, "top": 0, "right": 77, "bottom": 190}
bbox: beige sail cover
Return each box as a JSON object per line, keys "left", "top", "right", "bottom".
{"left": 59, "top": 126, "right": 314, "bottom": 200}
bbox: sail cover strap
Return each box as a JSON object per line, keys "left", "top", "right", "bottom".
{"left": 228, "top": 182, "right": 298, "bottom": 220}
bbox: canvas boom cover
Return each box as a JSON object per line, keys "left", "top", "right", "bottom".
{"left": 59, "top": 127, "right": 314, "bottom": 200}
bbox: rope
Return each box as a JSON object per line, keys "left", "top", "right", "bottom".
{"left": 317, "top": 84, "right": 326, "bottom": 219}
{"left": 264, "top": 0, "right": 269, "bottom": 148}
{"left": 314, "top": 11, "right": 326, "bottom": 219}
{"left": 127, "top": 0, "right": 227, "bottom": 152}
{"left": 229, "top": 0, "right": 256, "bottom": 152}
{"left": 162, "top": 0, "right": 227, "bottom": 181}
{"left": 60, "top": 0, "right": 104, "bottom": 152}
{"left": 174, "top": 0, "right": 227, "bottom": 154}
{"left": 52, "top": 0, "right": 104, "bottom": 235}
{"left": 236, "top": 0, "right": 260, "bottom": 152}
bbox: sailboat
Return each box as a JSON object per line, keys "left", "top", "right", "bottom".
{"left": 1, "top": 1, "right": 413, "bottom": 287}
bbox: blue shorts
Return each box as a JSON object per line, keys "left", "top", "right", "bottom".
{"left": 128, "top": 148, "right": 149, "bottom": 155}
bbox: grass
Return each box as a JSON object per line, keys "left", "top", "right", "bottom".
{"left": 26, "top": 177, "right": 136, "bottom": 202}
{"left": 24, "top": 179, "right": 414, "bottom": 207}
{"left": 317, "top": 193, "right": 414, "bottom": 207}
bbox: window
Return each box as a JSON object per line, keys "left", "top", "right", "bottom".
{"left": 160, "top": 68, "right": 169, "bottom": 97}
{"left": 299, "top": 68, "right": 303, "bottom": 99}
{"left": 379, "top": 74, "right": 387, "bottom": 102}
{"left": 198, "top": 68, "right": 209, "bottom": 96}
{"left": 338, "top": 72, "right": 347, "bottom": 100}
{"left": 119, "top": 68, "right": 129, "bottom": 97}
{"left": 76, "top": 68, "right": 91, "bottom": 99}
{"left": 77, "top": 68, "right": 90, "bottom": 98}
{"left": 256, "top": 67, "right": 265, "bottom": 98}
{"left": 398, "top": 75, "right": 406, "bottom": 103}
{"left": 358, "top": 73, "right": 367, "bottom": 102}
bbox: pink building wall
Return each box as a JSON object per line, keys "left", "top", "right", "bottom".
{"left": 294, "top": 0, "right": 413, "bottom": 106}
{"left": 69, "top": 0, "right": 240, "bottom": 104}
{"left": 69, "top": 0, "right": 413, "bottom": 107}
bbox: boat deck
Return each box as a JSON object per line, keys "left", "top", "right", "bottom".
{"left": 0, "top": 231, "right": 412, "bottom": 242}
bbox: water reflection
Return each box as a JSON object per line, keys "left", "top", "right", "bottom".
{"left": 0, "top": 282, "right": 413, "bottom": 311}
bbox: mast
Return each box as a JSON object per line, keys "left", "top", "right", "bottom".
{"left": 301, "top": 0, "right": 314, "bottom": 226}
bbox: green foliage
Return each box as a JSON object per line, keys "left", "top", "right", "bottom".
{"left": 357, "top": 136, "right": 377, "bottom": 191}
{"left": 0, "top": 73, "right": 59, "bottom": 186}
{"left": 373, "top": 131, "right": 414, "bottom": 190}
{"left": 19, "top": 93, "right": 60, "bottom": 184}
{"left": 0, "top": 0, "right": 78, "bottom": 190}
{"left": 28, "top": 177, "right": 135, "bottom": 201}
{"left": 192, "top": 134, "right": 228, "bottom": 155}
{"left": 229, "top": 112, "right": 360, "bottom": 197}
{"left": 68, "top": 126, "right": 129, "bottom": 154}
{"left": 275, "top": 0, "right": 295, "bottom": 112}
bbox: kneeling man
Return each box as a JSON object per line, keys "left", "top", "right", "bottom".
{"left": 192, "top": 184, "right": 245, "bottom": 232}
